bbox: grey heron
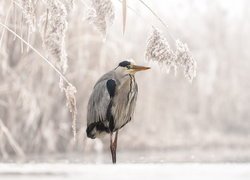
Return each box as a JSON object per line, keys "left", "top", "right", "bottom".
{"left": 86, "top": 60, "right": 150, "bottom": 163}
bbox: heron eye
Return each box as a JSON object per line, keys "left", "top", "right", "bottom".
{"left": 126, "top": 65, "right": 131, "bottom": 69}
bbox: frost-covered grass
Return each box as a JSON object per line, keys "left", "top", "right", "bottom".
{"left": 0, "top": 163, "right": 250, "bottom": 180}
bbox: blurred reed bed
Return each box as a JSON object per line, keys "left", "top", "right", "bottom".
{"left": 0, "top": 0, "right": 195, "bottom": 158}
{"left": 0, "top": 0, "right": 86, "bottom": 158}
{"left": 3, "top": 0, "right": 248, "bottom": 162}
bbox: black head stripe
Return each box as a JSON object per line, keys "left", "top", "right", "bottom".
{"left": 118, "top": 61, "right": 131, "bottom": 67}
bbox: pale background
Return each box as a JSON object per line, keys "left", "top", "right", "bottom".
{"left": 0, "top": 0, "right": 249, "bottom": 164}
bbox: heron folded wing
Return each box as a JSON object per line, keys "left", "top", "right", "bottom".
{"left": 87, "top": 73, "right": 116, "bottom": 138}
{"left": 87, "top": 80, "right": 111, "bottom": 124}
{"left": 106, "top": 79, "right": 116, "bottom": 97}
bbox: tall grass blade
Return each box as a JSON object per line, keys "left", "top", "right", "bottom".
{"left": 122, "top": 0, "right": 127, "bottom": 34}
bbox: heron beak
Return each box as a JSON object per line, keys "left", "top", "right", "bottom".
{"left": 131, "top": 65, "right": 150, "bottom": 72}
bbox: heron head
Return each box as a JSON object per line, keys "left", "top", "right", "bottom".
{"left": 116, "top": 60, "right": 150, "bottom": 75}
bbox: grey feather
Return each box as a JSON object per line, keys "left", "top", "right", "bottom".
{"left": 87, "top": 71, "right": 114, "bottom": 124}
{"left": 86, "top": 68, "right": 138, "bottom": 138}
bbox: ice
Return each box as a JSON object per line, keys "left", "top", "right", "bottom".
{"left": 0, "top": 163, "right": 250, "bottom": 180}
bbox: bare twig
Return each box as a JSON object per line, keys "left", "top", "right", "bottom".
{"left": 117, "top": 0, "right": 175, "bottom": 40}
{"left": 137, "top": 0, "right": 168, "bottom": 29}
{"left": 138, "top": 0, "right": 176, "bottom": 40}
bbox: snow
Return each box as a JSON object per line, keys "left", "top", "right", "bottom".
{"left": 0, "top": 163, "right": 250, "bottom": 180}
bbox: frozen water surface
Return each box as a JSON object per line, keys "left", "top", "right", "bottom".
{"left": 0, "top": 163, "right": 250, "bottom": 180}
{"left": 1, "top": 150, "right": 250, "bottom": 180}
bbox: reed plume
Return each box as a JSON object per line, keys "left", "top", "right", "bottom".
{"left": 21, "top": 0, "right": 36, "bottom": 31}
{"left": 40, "top": 0, "right": 68, "bottom": 73}
{"left": 64, "top": 85, "right": 77, "bottom": 141}
{"left": 145, "top": 27, "right": 197, "bottom": 82}
{"left": 87, "top": 0, "right": 115, "bottom": 36}
{"left": 175, "top": 40, "right": 197, "bottom": 82}
{"left": 145, "top": 27, "right": 176, "bottom": 72}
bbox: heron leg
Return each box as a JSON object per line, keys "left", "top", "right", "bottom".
{"left": 114, "top": 130, "right": 118, "bottom": 152}
{"left": 110, "top": 131, "right": 119, "bottom": 164}
{"left": 110, "top": 132, "right": 116, "bottom": 164}
{"left": 112, "top": 130, "right": 119, "bottom": 163}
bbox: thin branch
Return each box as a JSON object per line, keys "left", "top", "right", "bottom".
{"left": 137, "top": 0, "right": 168, "bottom": 29}
{"left": 117, "top": 0, "right": 176, "bottom": 40}
{"left": 0, "top": 22, "right": 73, "bottom": 86}
{"left": 139, "top": 0, "right": 176, "bottom": 40}
{"left": 117, "top": 0, "right": 147, "bottom": 22}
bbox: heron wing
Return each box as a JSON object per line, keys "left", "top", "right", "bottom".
{"left": 87, "top": 71, "right": 115, "bottom": 126}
